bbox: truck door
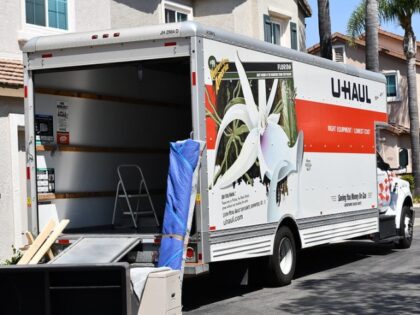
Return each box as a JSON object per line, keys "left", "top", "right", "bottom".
{"left": 375, "top": 126, "right": 392, "bottom": 211}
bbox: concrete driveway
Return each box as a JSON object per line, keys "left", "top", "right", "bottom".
{"left": 183, "top": 223, "right": 420, "bottom": 314}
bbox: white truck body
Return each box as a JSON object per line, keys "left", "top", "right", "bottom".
{"left": 22, "top": 22, "right": 414, "bottom": 273}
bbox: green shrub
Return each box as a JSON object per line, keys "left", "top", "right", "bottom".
{"left": 1, "top": 245, "right": 22, "bottom": 265}
{"left": 400, "top": 174, "right": 415, "bottom": 192}
{"left": 399, "top": 174, "right": 420, "bottom": 203}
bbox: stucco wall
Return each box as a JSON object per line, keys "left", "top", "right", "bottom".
{"left": 298, "top": 8, "right": 306, "bottom": 51}
{"left": 380, "top": 56, "right": 410, "bottom": 129}
{"left": 0, "top": 0, "right": 114, "bottom": 58}
{"left": 110, "top": 0, "right": 193, "bottom": 28}
{"left": 194, "top": 0, "right": 247, "bottom": 35}
{"left": 0, "top": 0, "right": 23, "bottom": 58}
{"left": 379, "top": 32, "right": 420, "bottom": 61}
{"left": 111, "top": 0, "right": 161, "bottom": 28}
{"left": 75, "top": 0, "right": 111, "bottom": 32}
{"left": 258, "top": 0, "right": 300, "bottom": 48}
{"left": 194, "top": 0, "right": 305, "bottom": 50}
{"left": 0, "top": 96, "right": 24, "bottom": 261}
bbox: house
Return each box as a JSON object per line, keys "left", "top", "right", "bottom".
{"left": 307, "top": 29, "right": 420, "bottom": 173}
{"left": 0, "top": 0, "right": 311, "bottom": 260}
{"left": 108, "top": 0, "right": 312, "bottom": 52}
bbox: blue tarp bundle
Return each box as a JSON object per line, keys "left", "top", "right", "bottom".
{"left": 158, "top": 139, "right": 200, "bottom": 270}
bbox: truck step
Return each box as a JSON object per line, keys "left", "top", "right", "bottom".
{"left": 376, "top": 235, "right": 402, "bottom": 244}
{"left": 379, "top": 214, "right": 397, "bottom": 239}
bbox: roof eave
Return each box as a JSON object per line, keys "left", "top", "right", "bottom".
{"left": 298, "top": 0, "right": 312, "bottom": 17}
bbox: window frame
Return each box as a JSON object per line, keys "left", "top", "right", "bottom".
{"left": 383, "top": 70, "right": 401, "bottom": 102}
{"left": 19, "top": 0, "right": 74, "bottom": 41}
{"left": 264, "top": 15, "right": 282, "bottom": 46}
{"left": 162, "top": 0, "right": 193, "bottom": 24}
{"left": 332, "top": 45, "right": 346, "bottom": 63}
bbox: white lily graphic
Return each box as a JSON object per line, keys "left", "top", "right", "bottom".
{"left": 213, "top": 51, "right": 303, "bottom": 189}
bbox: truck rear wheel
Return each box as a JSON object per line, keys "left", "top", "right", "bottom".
{"left": 266, "top": 226, "right": 296, "bottom": 286}
{"left": 397, "top": 205, "right": 413, "bottom": 249}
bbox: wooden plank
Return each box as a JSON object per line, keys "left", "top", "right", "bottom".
{"left": 35, "top": 87, "right": 183, "bottom": 109}
{"left": 29, "top": 220, "right": 70, "bottom": 265}
{"left": 25, "top": 231, "right": 34, "bottom": 245}
{"left": 18, "top": 219, "right": 56, "bottom": 265}
{"left": 36, "top": 144, "right": 168, "bottom": 154}
{"left": 38, "top": 192, "right": 114, "bottom": 201}
{"left": 38, "top": 189, "right": 166, "bottom": 201}
{"left": 26, "top": 231, "right": 54, "bottom": 260}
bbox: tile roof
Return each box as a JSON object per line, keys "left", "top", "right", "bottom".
{"left": 307, "top": 32, "right": 420, "bottom": 66}
{"left": 377, "top": 28, "right": 420, "bottom": 48}
{"left": 0, "top": 59, "right": 24, "bottom": 87}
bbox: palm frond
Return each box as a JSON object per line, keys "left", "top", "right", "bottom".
{"left": 347, "top": 1, "right": 366, "bottom": 45}
{"left": 378, "top": 0, "right": 420, "bottom": 32}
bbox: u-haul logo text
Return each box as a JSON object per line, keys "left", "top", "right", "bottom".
{"left": 331, "top": 78, "right": 372, "bottom": 104}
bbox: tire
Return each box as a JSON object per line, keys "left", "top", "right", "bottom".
{"left": 397, "top": 205, "right": 414, "bottom": 249}
{"left": 266, "top": 226, "right": 296, "bottom": 286}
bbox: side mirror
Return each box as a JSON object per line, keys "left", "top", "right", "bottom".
{"left": 399, "top": 148, "right": 408, "bottom": 169}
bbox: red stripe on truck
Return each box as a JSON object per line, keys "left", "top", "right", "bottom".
{"left": 191, "top": 72, "right": 196, "bottom": 86}
{"left": 205, "top": 85, "right": 217, "bottom": 150}
{"left": 295, "top": 99, "right": 387, "bottom": 154}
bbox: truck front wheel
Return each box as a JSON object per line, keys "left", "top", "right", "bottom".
{"left": 266, "top": 226, "right": 296, "bottom": 286}
{"left": 397, "top": 205, "right": 414, "bottom": 249}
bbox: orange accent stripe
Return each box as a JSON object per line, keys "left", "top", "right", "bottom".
{"left": 205, "top": 85, "right": 217, "bottom": 150}
{"left": 295, "top": 99, "right": 387, "bottom": 154}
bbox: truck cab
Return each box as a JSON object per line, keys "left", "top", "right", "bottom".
{"left": 376, "top": 139, "right": 414, "bottom": 247}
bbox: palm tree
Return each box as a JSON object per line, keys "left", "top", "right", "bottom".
{"left": 317, "top": 0, "right": 332, "bottom": 60}
{"left": 347, "top": 0, "right": 380, "bottom": 71}
{"left": 366, "top": 0, "right": 380, "bottom": 72}
{"left": 348, "top": 0, "right": 420, "bottom": 195}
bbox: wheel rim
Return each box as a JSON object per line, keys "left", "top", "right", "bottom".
{"left": 279, "top": 237, "right": 293, "bottom": 275}
{"left": 404, "top": 213, "right": 413, "bottom": 240}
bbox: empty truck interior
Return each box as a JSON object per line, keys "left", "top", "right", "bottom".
{"left": 34, "top": 57, "right": 192, "bottom": 233}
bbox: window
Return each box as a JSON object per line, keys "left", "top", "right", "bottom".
{"left": 264, "top": 15, "right": 281, "bottom": 45}
{"left": 333, "top": 45, "right": 346, "bottom": 63}
{"left": 25, "top": 0, "right": 68, "bottom": 30}
{"left": 384, "top": 71, "right": 400, "bottom": 102}
{"left": 386, "top": 75, "right": 397, "bottom": 97}
{"left": 290, "top": 22, "right": 298, "bottom": 50}
{"left": 163, "top": 1, "right": 192, "bottom": 24}
{"left": 165, "top": 9, "right": 187, "bottom": 23}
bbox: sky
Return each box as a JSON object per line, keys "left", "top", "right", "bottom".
{"left": 306, "top": 0, "right": 420, "bottom": 48}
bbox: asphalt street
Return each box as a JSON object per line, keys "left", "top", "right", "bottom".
{"left": 183, "top": 208, "right": 420, "bottom": 315}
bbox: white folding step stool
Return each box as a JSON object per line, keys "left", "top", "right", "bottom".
{"left": 112, "top": 165, "right": 160, "bottom": 230}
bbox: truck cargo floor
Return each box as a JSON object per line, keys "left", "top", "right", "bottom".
{"left": 50, "top": 237, "right": 141, "bottom": 264}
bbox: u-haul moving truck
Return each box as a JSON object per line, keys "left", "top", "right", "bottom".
{"left": 22, "top": 22, "right": 414, "bottom": 286}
